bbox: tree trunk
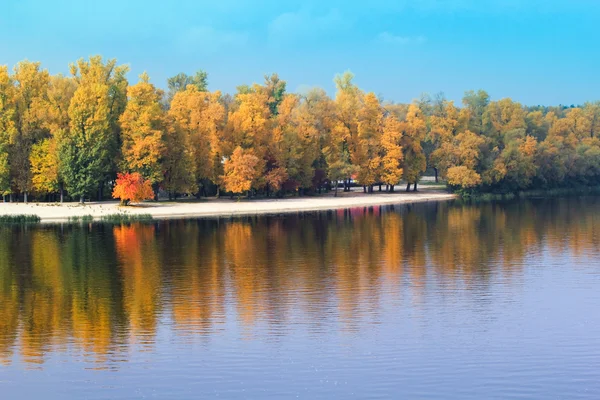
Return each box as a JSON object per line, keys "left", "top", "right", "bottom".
{"left": 216, "top": 185, "right": 220, "bottom": 198}
{"left": 413, "top": 182, "right": 418, "bottom": 192}
{"left": 80, "top": 196, "right": 84, "bottom": 204}
{"left": 406, "top": 183, "right": 411, "bottom": 192}
{"left": 334, "top": 180, "right": 338, "bottom": 197}
{"left": 390, "top": 185, "right": 395, "bottom": 192}
{"left": 363, "top": 185, "right": 367, "bottom": 193}
{"left": 9, "top": 193, "right": 13, "bottom": 203}
{"left": 2, "top": 195, "right": 5, "bottom": 203}
{"left": 60, "top": 186, "right": 64, "bottom": 203}
{"left": 379, "top": 184, "right": 382, "bottom": 192}
{"left": 434, "top": 168, "right": 439, "bottom": 183}
{"left": 24, "top": 192, "right": 28, "bottom": 203}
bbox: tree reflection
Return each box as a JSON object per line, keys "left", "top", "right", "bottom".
{"left": 0, "top": 197, "right": 599, "bottom": 366}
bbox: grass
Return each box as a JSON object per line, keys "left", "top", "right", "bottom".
{"left": 68, "top": 215, "right": 94, "bottom": 223}
{"left": 456, "top": 186, "right": 600, "bottom": 203}
{"left": 100, "top": 213, "right": 154, "bottom": 224}
{"left": 0, "top": 214, "right": 41, "bottom": 224}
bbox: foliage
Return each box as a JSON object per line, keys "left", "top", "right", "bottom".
{"left": 1, "top": 56, "right": 600, "bottom": 203}
{"left": 0, "top": 214, "right": 41, "bottom": 224}
{"left": 221, "top": 147, "right": 260, "bottom": 195}
{"left": 61, "top": 56, "right": 128, "bottom": 200}
{"left": 99, "top": 213, "right": 154, "bottom": 224}
{"left": 68, "top": 215, "right": 94, "bottom": 223}
{"left": 119, "top": 72, "right": 166, "bottom": 184}
{"left": 112, "top": 172, "right": 154, "bottom": 205}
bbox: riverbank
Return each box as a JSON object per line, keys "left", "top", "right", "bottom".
{"left": 0, "top": 187, "right": 455, "bottom": 223}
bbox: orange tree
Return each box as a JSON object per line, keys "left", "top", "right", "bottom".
{"left": 112, "top": 172, "right": 154, "bottom": 205}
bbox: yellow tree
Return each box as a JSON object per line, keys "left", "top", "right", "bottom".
{"left": 492, "top": 135, "right": 539, "bottom": 190}
{"left": 119, "top": 72, "right": 166, "bottom": 191}
{"left": 484, "top": 98, "right": 526, "bottom": 139}
{"left": 29, "top": 74, "right": 76, "bottom": 201}
{"left": 61, "top": 56, "right": 128, "bottom": 202}
{"left": 221, "top": 146, "right": 260, "bottom": 197}
{"left": 356, "top": 92, "right": 383, "bottom": 191}
{"left": 169, "top": 86, "right": 225, "bottom": 195}
{"left": 583, "top": 102, "right": 600, "bottom": 139}
{"left": 267, "top": 94, "right": 297, "bottom": 194}
{"left": 11, "top": 61, "right": 50, "bottom": 202}
{"left": 380, "top": 114, "right": 403, "bottom": 191}
{"left": 401, "top": 104, "right": 427, "bottom": 191}
{"left": 431, "top": 130, "right": 485, "bottom": 189}
{"left": 225, "top": 88, "right": 271, "bottom": 191}
{"left": 331, "top": 71, "right": 361, "bottom": 191}
{"left": 548, "top": 107, "right": 592, "bottom": 142}
{"left": 295, "top": 88, "right": 335, "bottom": 192}
{"left": 0, "top": 66, "right": 15, "bottom": 200}
{"left": 428, "top": 99, "right": 460, "bottom": 182}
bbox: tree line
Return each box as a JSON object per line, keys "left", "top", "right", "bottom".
{"left": 1, "top": 56, "right": 599, "bottom": 203}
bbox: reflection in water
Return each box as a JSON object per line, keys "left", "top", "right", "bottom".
{"left": 0, "top": 197, "right": 599, "bottom": 367}
{"left": 1, "top": 197, "right": 600, "bottom": 398}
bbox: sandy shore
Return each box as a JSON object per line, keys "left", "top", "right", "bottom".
{"left": 0, "top": 187, "right": 455, "bottom": 223}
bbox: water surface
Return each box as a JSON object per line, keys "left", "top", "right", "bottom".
{"left": 1, "top": 198, "right": 600, "bottom": 399}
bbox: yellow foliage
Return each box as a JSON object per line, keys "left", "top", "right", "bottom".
{"left": 221, "top": 147, "right": 260, "bottom": 195}
{"left": 446, "top": 166, "right": 482, "bottom": 188}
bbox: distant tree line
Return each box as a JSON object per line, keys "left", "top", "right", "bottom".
{"left": 1, "top": 56, "right": 599, "bottom": 203}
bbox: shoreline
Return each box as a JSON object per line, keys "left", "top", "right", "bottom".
{"left": 0, "top": 188, "right": 456, "bottom": 223}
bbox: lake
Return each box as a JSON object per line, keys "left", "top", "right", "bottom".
{"left": 1, "top": 197, "right": 600, "bottom": 399}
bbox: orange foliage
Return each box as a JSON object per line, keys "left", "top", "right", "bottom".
{"left": 221, "top": 147, "right": 260, "bottom": 195}
{"left": 112, "top": 172, "right": 154, "bottom": 205}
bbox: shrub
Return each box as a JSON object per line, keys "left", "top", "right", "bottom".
{"left": 112, "top": 172, "right": 154, "bottom": 205}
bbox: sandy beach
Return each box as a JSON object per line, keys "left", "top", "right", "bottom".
{"left": 0, "top": 187, "right": 456, "bottom": 223}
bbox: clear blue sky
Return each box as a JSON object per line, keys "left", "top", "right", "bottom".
{"left": 1, "top": 0, "right": 599, "bottom": 105}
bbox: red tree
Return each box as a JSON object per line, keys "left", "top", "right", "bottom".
{"left": 112, "top": 172, "right": 154, "bottom": 205}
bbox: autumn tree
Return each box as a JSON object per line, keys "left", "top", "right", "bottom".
{"left": 30, "top": 74, "right": 77, "bottom": 201}
{"left": 224, "top": 88, "right": 271, "bottom": 191}
{"left": 119, "top": 72, "right": 166, "bottom": 194}
{"left": 0, "top": 66, "right": 15, "bottom": 200}
{"left": 380, "top": 114, "right": 403, "bottom": 191}
{"left": 401, "top": 104, "right": 427, "bottom": 191}
{"left": 11, "top": 61, "right": 50, "bottom": 202}
{"left": 329, "top": 71, "right": 361, "bottom": 192}
{"left": 112, "top": 172, "right": 154, "bottom": 205}
{"left": 61, "top": 56, "right": 128, "bottom": 202}
{"left": 221, "top": 147, "right": 260, "bottom": 197}
{"left": 356, "top": 92, "right": 383, "bottom": 191}
{"left": 428, "top": 98, "right": 460, "bottom": 182}
{"left": 169, "top": 85, "right": 225, "bottom": 195}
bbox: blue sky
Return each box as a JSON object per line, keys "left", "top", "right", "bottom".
{"left": 1, "top": 0, "right": 599, "bottom": 105}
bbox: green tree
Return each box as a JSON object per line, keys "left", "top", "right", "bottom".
{"left": 61, "top": 56, "right": 128, "bottom": 202}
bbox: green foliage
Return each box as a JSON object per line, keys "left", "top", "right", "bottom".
{"left": 61, "top": 56, "right": 128, "bottom": 200}
{"left": 0, "top": 214, "right": 41, "bottom": 224}
{"left": 166, "top": 70, "right": 208, "bottom": 104}
{"left": 99, "top": 213, "right": 154, "bottom": 224}
{"left": 67, "top": 215, "right": 94, "bottom": 223}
